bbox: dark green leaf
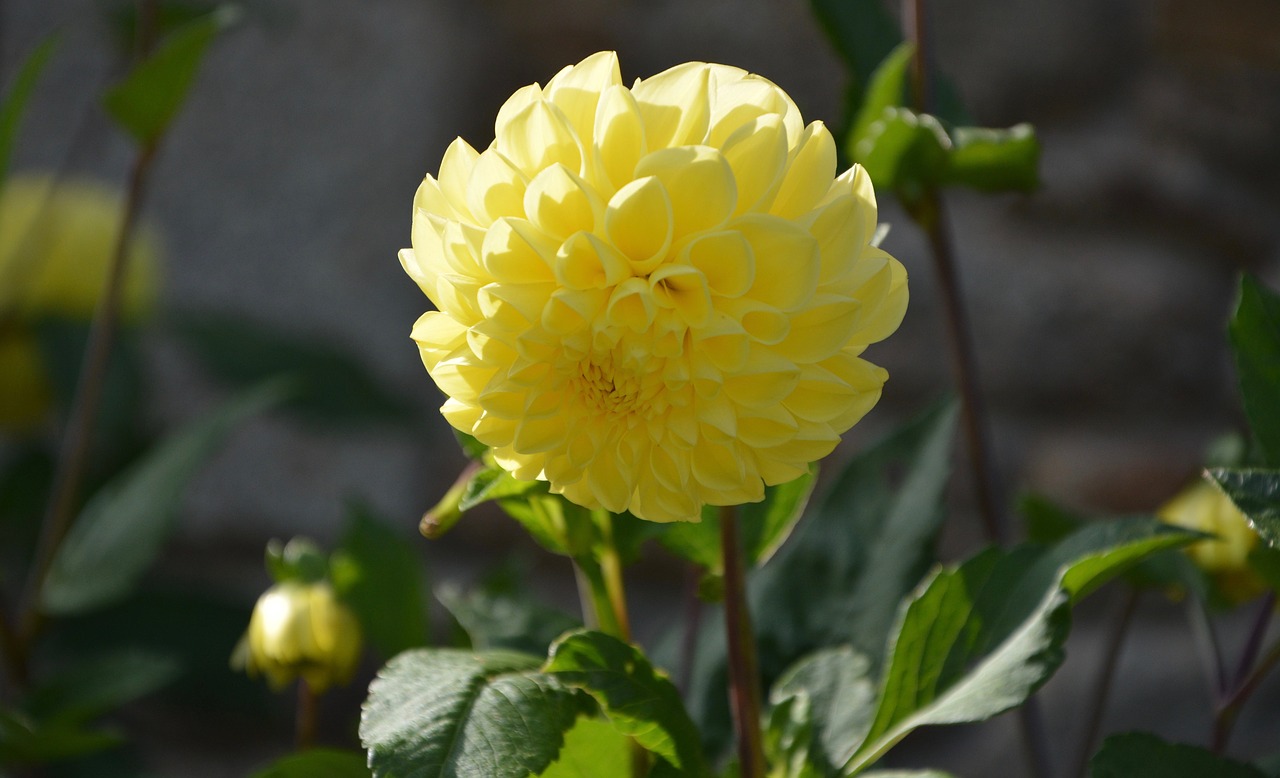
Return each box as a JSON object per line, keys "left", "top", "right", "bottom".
{"left": 1089, "top": 732, "right": 1265, "bottom": 778}
{"left": 1248, "top": 544, "right": 1280, "bottom": 592}
{"left": 1018, "top": 492, "right": 1084, "bottom": 544}
{"left": 844, "top": 519, "right": 1200, "bottom": 773}
{"left": 538, "top": 716, "right": 630, "bottom": 778}
{"left": 862, "top": 772, "right": 958, "bottom": 778}
{"left": 437, "top": 579, "right": 578, "bottom": 655}
{"left": 769, "top": 646, "right": 877, "bottom": 773}
{"left": 360, "top": 649, "right": 587, "bottom": 778}
{"left": 0, "top": 35, "right": 58, "bottom": 186}
{"left": 265, "top": 536, "right": 329, "bottom": 584}
{"left": 251, "top": 748, "right": 370, "bottom": 778}
{"left": 544, "top": 630, "right": 708, "bottom": 776}
{"left": 849, "top": 43, "right": 914, "bottom": 150}
{"left": 331, "top": 502, "right": 430, "bottom": 657}
{"left": 941, "top": 124, "right": 1040, "bottom": 193}
{"left": 40, "top": 381, "right": 287, "bottom": 615}
{"left": 106, "top": 1, "right": 218, "bottom": 56}
{"left": 0, "top": 711, "right": 121, "bottom": 764}
{"left": 170, "top": 310, "right": 414, "bottom": 428}
{"left": 23, "top": 650, "right": 181, "bottom": 724}
{"left": 1208, "top": 468, "right": 1280, "bottom": 549}
{"left": 453, "top": 429, "right": 488, "bottom": 460}
{"left": 103, "top": 7, "right": 238, "bottom": 145}
{"left": 460, "top": 464, "right": 543, "bottom": 512}
{"left": 1229, "top": 275, "right": 1280, "bottom": 466}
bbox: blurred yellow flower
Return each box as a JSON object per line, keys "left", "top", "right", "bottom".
{"left": 233, "top": 580, "right": 362, "bottom": 692}
{"left": 1159, "top": 479, "right": 1264, "bottom": 604}
{"left": 403, "top": 52, "right": 907, "bottom": 522}
{"left": 0, "top": 175, "right": 160, "bottom": 429}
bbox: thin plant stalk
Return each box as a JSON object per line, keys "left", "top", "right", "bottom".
{"left": 0, "top": 590, "right": 24, "bottom": 693}
{"left": 1211, "top": 592, "right": 1278, "bottom": 755}
{"left": 1229, "top": 591, "right": 1275, "bottom": 691}
{"left": 677, "top": 564, "right": 703, "bottom": 695}
{"left": 296, "top": 680, "right": 318, "bottom": 750}
{"left": 1072, "top": 588, "right": 1140, "bottom": 778}
{"left": 721, "top": 505, "right": 766, "bottom": 778}
{"left": 1187, "top": 598, "right": 1228, "bottom": 700}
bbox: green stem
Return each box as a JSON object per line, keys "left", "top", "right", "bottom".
{"left": 595, "top": 511, "right": 631, "bottom": 642}
{"left": 721, "top": 505, "right": 766, "bottom": 778}
{"left": 1211, "top": 594, "right": 1278, "bottom": 755}
{"left": 1072, "top": 588, "right": 1139, "bottom": 778}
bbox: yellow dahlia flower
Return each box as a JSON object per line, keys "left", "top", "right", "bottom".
{"left": 403, "top": 52, "right": 907, "bottom": 522}
{"left": 0, "top": 175, "right": 160, "bottom": 429}
{"left": 233, "top": 580, "right": 363, "bottom": 692}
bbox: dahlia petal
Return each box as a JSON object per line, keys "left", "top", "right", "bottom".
{"left": 481, "top": 218, "right": 557, "bottom": 285}
{"left": 692, "top": 313, "right": 749, "bottom": 373}
{"left": 410, "top": 311, "right": 467, "bottom": 364}
{"left": 721, "top": 114, "right": 789, "bottom": 215}
{"left": 682, "top": 230, "right": 754, "bottom": 298}
{"left": 546, "top": 51, "right": 622, "bottom": 153}
{"left": 707, "top": 67, "right": 804, "bottom": 147}
{"left": 498, "top": 99, "right": 583, "bottom": 178}
{"left": 850, "top": 254, "right": 908, "bottom": 345}
{"left": 717, "top": 297, "right": 790, "bottom": 345}
{"left": 722, "top": 352, "right": 800, "bottom": 408}
{"left": 513, "top": 413, "right": 569, "bottom": 453}
{"left": 437, "top": 138, "right": 480, "bottom": 221}
{"left": 604, "top": 176, "right": 674, "bottom": 274}
{"left": 777, "top": 293, "right": 863, "bottom": 363}
{"left": 466, "top": 150, "right": 529, "bottom": 225}
{"left": 593, "top": 84, "right": 647, "bottom": 193}
{"left": 771, "top": 121, "right": 837, "bottom": 219}
{"left": 690, "top": 438, "right": 747, "bottom": 493}
{"left": 588, "top": 446, "right": 633, "bottom": 514}
{"left": 635, "top": 146, "right": 736, "bottom": 238}
{"left": 606, "top": 277, "right": 656, "bottom": 332}
{"left": 632, "top": 62, "right": 711, "bottom": 149}
{"left": 542, "top": 287, "right": 607, "bottom": 335}
{"left": 804, "top": 194, "right": 872, "bottom": 287}
{"left": 399, "top": 248, "right": 440, "bottom": 305}
{"left": 554, "top": 232, "right": 631, "bottom": 290}
{"left": 737, "top": 404, "right": 799, "bottom": 448}
{"left": 495, "top": 83, "right": 544, "bottom": 139}
{"left": 737, "top": 215, "right": 819, "bottom": 310}
{"left": 650, "top": 264, "right": 712, "bottom": 327}
{"left": 523, "top": 164, "right": 600, "bottom": 240}
{"left": 478, "top": 281, "right": 553, "bottom": 327}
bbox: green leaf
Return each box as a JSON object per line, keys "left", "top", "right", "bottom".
{"left": 769, "top": 646, "right": 877, "bottom": 773}
{"left": 265, "top": 536, "right": 330, "bottom": 584}
{"left": 849, "top": 43, "right": 914, "bottom": 148}
{"left": 806, "top": 0, "right": 902, "bottom": 127}
{"left": 40, "top": 381, "right": 287, "bottom": 615}
{"left": 460, "top": 464, "right": 544, "bottom": 512}
{"left": 438, "top": 577, "right": 579, "bottom": 656}
{"left": 862, "top": 772, "right": 958, "bottom": 778}
{"left": 23, "top": 650, "right": 181, "bottom": 724}
{"left": 170, "top": 310, "right": 414, "bottom": 428}
{"left": 361, "top": 649, "right": 588, "bottom": 778}
{"left": 941, "top": 124, "right": 1040, "bottom": 193}
{"left": 1208, "top": 468, "right": 1280, "bottom": 549}
{"left": 1229, "top": 275, "right": 1280, "bottom": 466}
{"left": 536, "top": 716, "right": 630, "bottom": 778}
{"left": 544, "top": 630, "right": 708, "bottom": 776}
{"left": 331, "top": 502, "right": 430, "bottom": 657}
{"left": 0, "top": 35, "right": 58, "bottom": 186}
{"left": 658, "top": 467, "right": 818, "bottom": 585}
{"left": 851, "top": 108, "right": 951, "bottom": 195}
{"left": 251, "top": 748, "right": 370, "bottom": 778}
{"left": 0, "top": 711, "right": 121, "bottom": 764}
{"left": 1089, "top": 732, "right": 1265, "bottom": 778}
{"left": 103, "top": 6, "right": 238, "bottom": 145}
{"left": 1018, "top": 492, "right": 1084, "bottom": 544}
{"left": 843, "top": 519, "right": 1200, "bottom": 773}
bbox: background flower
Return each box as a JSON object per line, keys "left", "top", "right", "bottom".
{"left": 1158, "top": 478, "right": 1264, "bottom": 604}
{"left": 404, "top": 52, "right": 907, "bottom": 522}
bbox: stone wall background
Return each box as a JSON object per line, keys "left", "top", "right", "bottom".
{"left": 4, "top": 0, "right": 1280, "bottom": 773}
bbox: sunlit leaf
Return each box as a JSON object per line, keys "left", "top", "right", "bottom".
{"left": 1208, "top": 468, "right": 1280, "bottom": 551}
{"left": 537, "top": 716, "right": 630, "bottom": 778}
{"left": 769, "top": 646, "right": 877, "bottom": 773}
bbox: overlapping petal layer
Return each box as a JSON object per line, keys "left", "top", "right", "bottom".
{"left": 404, "top": 52, "right": 907, "bottom": 522}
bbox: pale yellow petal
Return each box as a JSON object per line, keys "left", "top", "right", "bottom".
{"left": 721, "top": 114, "right": 789, "bottom": 215}
{"left": 771, "top": 121, "right": 837, "bottom": 219}
{"left": 605, "top": 176, "right": 673, "bottom": 273}
{"left": 632, "top": 62, "right": 711, "bottom": 149}
{"left": 523, "top": 163, "right": 602, "bottom": 240}
{"left": 635, "top": 146, "right": 736, "bottom": 238}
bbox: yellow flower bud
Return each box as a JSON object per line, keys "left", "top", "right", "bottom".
{"left": 1158, "top": 479, "right": 1265, "bottom": 604}
{"left": 0, "top": 174, "right": 161, "bottom": 430}
{"left": 233, "top": 580, "right": 363, "bottom": 693}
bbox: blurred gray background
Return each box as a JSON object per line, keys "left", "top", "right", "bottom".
{"left": 5, "top": 0, "right": 1280, "bottom": 774}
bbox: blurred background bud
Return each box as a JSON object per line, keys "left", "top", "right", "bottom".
{"left": 232, "top": 578, "right": 362, "bottom": 693}
{"left": 1158, "top": 478, "right": 1265, "bottom": 605}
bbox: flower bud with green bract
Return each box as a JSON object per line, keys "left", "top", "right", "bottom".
{"left": 403, "top": 52, "right": 907, "bottom": 522}
{"left": 233, "top": 580, "right": 362, "bottom": 693}
{"left": 1159, "top": 479, "right": 1265, "bottom": 605}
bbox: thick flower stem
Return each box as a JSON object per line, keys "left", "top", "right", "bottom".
{"left": 721, "top": 505, "right": 766, "bottom": 778}
{"left": 595, "top": 511, "right": 632, "bottom": 642}
{"left": 296, "top": 680, "right": 318, "bottom": 750}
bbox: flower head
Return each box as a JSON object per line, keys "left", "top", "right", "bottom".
{"left": 234, "top": 580, "right": 362, "bottom": 692}
{"left": 403, "top": 52, "right": 907, "bottom": 522}
{"left": 1159, "top": 479, "right": 1264, "bottom": 604}
{"left": 0, "top": 175, "right": 159, "bottom": 429}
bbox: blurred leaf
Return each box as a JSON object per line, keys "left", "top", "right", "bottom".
{"left": 460, "top": 463, "right": 543, "bottom": 511}
{"left": 1089, "top": 733, "right": 1265, "bottom": 778}
{"left": 843, "top": 520, "right": 1199, "bottom": 773}
{"left": 497, "top": 492, "right": 596, "bottom": 559}
{"left": 863, "top": 773, "right": 958, "bottom": 778}
{"left": 40, "top": 380, "right": 287, "bottom": 615}
{"left": 103, "top": 6, "right": 238, "bottom": 145}
{"left": 453, "top": 429, "right": 488, "bottom": 460}
{"left": 808, "top": 0, "right": 901, "bottom": 127}
{"left": 851, "top": 108, "right": 951, "bottom": 197}
{"left": 768, "top": 646, "right": 876, "bottom": 774}
{"left": 0, "top": 446, "right": 53, "bottom": 557}
{"left": 544, "top": 630, "right": 708, "bottom": 776}
{"left": 941, "top": 124, "right": 1040, "bottom": 193}
{"left": 331, "top": 502, "right": 429, "bottom": 657}
{"left": 360, "top": 649, "right": 588, "bottom": 778}
{"left": 538, "top": 716, "right": 630, "bottom": 778}
{"left": 1208, "top": 468, "right": 1280, "bottom": 550}
{"left": 0, "top": 35, "right": 58, "bottom": 186}
{"left": 763, "top": 695, "right": 824, "bottom": 778}
{"left": 1248, "top": 544, "right": 1280, "bottom": 592}
{"left": 659, "top": 467, "right": 818, "bottom": 589}
{"left": 106, "top": 1, "right": 217, "bottom": 55}
{"left": 171, "top": 310, "right": 414, "bottom": 428}
{"left": 0, "top": 711, "right": 121, "bottom": 764}
{"left": 849, "top": 43, "right": 913, "bottom": 150}
{"left": 1018, "top": 492, "right": 1084, "bottom": 544}
{"left": 24, "top": 649, "right": 181, "bottom": 724}
{"left": 1229, "top": 275, "right": 1280, "bottom": 467}
{"left": 265, "top": 536, "right": 329, "bottom": 584}
{"left": 251, "top": 748, "right": 370, "bottom": 778}
{"left": 438, "top": 579, "right": 578, "bottom": 656}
